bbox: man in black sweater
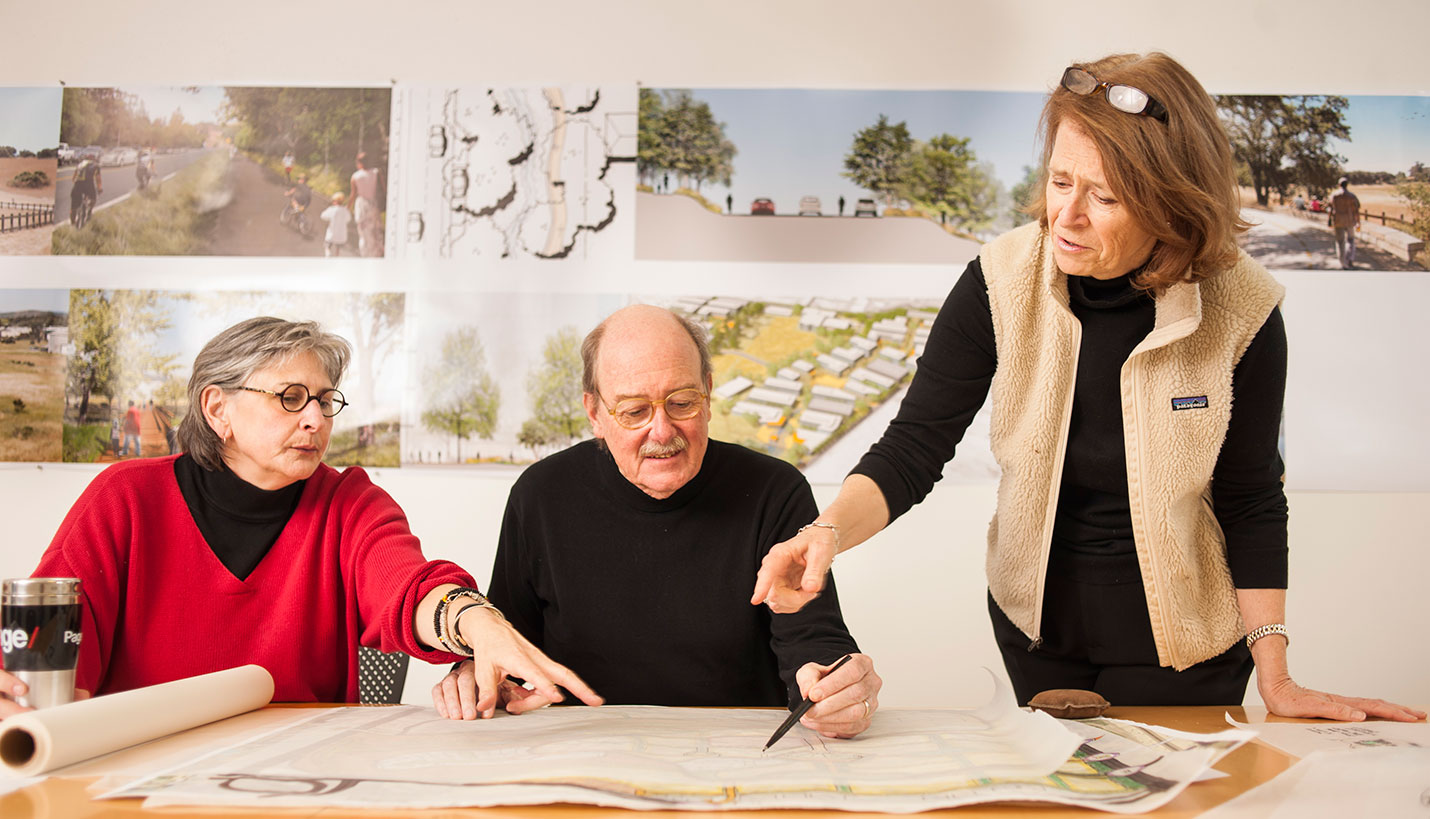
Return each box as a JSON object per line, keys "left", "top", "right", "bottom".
{"left": 435, "top": 305, "right": 881, "bottom": 737}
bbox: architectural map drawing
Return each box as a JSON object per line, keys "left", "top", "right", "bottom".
{"left": 387, "top": 86, "right": 636, "bottom": 262}
{"left": 652, "top": 293, "right": 997, "bottom": 483}
{"left": 105, "top": 677, "right": 1251, "bottom": 813}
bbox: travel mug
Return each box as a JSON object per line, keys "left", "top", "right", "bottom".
{"left": 1, "top": 578, "right": 82, "bottom": 709}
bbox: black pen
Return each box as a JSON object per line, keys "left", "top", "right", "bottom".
{"left": 762, "top": 654, "right": 853, "bottom": 751}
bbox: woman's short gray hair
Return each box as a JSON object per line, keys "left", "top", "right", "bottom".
{"left": 178, "top": 317, "right": 351, "bottom": 471}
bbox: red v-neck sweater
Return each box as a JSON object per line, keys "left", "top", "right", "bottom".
{"left": 29, "top": 456, "right": 474, "bottom": 702}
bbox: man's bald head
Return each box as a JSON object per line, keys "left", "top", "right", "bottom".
{"left": 581, "top": 305, "right": 712, "bottom": 398}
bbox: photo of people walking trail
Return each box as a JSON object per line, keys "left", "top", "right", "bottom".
{"left": 1219, "top": 94, "right": 1430, "bottom": 272}
{"left": 52, "top": 86, "right": 391, "bottom": 257}
{"left": 0, "top": 88, "right": 61, "bottom": 256}
{"left": 63, "top": 289, "right": 404, "bottom": 466}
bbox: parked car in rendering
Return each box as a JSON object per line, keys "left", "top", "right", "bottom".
{"left": 100, "top": 147, "right": 138, "bottom": 167}
{"left": 751, "top": 198, "right": 775, "bottom": 215}
{"left": 854, "top": 198, "right": 878, "bottom": 217}
{"left": 798, "top": 196, "right": 822, "bottom": 216}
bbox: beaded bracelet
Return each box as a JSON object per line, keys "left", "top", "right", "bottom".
{"left": 432, "top": 594, "right": 462, "bottom": 654}
{"left": 434, "top": 587, "right": 491, "bottom": 657}
{"left": 1245, "top": 623, "right": 1290, "bottom": 650}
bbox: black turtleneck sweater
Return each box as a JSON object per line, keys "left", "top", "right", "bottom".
{"left": 853, "top": 258, "right": 1289, "bottom": 588}
{"left": 487, "top": 439, "right": 859, "bottom": 710}
{"left": 173, "top": 453, "right": 305, "bottom": 580}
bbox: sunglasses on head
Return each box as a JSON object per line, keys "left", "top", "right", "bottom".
{"left": 1061, "top": 67, "right": 1169, "bottom": 125}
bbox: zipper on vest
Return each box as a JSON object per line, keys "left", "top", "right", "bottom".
{"left": 1129, "top": 363, "right": 1178, "bottom": 669}
{"left": 1026, "top": 636, "right": 1043, "bottom": 652}
{"left": 1031, "top": 305, "right": 1081, "bottom": 647}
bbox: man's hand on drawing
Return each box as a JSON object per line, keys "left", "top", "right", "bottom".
{"left": 795, "top": 653, "right": 881, "bottom": 738}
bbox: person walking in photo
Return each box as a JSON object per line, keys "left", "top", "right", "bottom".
{"left": 321, "top": 192, "right": 353, "bottom": 257}
{"left": 120, "top": 400, "right": 143, "bottom": 458}
{"left": 1330, "top": 177, "right": 1361, "bottom": 269}
{"left": 349, "top": 152, "right": 383, "bottom": 258}
{"left": 282, "top": 151, "right": 295, "bottom": 183}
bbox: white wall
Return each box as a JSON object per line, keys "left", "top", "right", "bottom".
{"left": 2, "top": 0, "right": 1427, "bottom": 708}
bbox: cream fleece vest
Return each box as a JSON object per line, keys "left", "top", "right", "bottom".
{"left": 980, "top": 222, "right": 1284, "bottom": 670}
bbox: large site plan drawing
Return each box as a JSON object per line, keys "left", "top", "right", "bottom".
{"left": 388, "top": 86, "right": 636, "bottom": 262}
{"left": 107, "top": 677, "right": 1251, "bottom": 813}
{"left": 653, "top": 293, "right": 997, "bottom": 484}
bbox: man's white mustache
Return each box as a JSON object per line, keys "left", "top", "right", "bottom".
{"left": 640, "top": 436, "right": 688, "bottom": 458}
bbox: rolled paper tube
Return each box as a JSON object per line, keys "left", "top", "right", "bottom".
{"left": 0, "top": 664, "right": 274, "bottom": 777}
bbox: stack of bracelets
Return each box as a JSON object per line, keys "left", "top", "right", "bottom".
{"left": 432, "top": 587, "right": 504, "bottom": 657}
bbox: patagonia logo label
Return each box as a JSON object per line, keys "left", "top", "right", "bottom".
{"left": 1171, "top": 395, "right": 1208, "bottom": 411}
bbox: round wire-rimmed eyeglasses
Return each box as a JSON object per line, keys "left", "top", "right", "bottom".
{"left": 600, "top": 388, "right": 708, "bottom": 430}
{"left": 236, "top": 384, "right": 348, "bottom": 417}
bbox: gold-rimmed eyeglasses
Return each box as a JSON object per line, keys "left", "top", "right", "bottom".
{"left": 1060, "top": 67, "right": 1169, "bottom": 125}
{"left": 236, "top": 384, "right": 348, "bottom": 417}
{"left": 600, "top": 388, "right": 707, "bottom": 430}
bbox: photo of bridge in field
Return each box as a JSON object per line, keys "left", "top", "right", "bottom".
{"left": 0, "top": 87, "right": 61, "bottom": 255}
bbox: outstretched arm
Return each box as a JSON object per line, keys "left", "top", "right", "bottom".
{"left": 751, "top": 474, "right": 890, "bottom": 613}
{"left": 1238, "top": 588, "right": 1424, "bottom": 722}
{"left": 417, "top": 584, "right": 601, "bottom": 720}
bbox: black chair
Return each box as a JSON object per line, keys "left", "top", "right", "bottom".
{"left": 357, "top": 646, "right": 410, "bottom": 704}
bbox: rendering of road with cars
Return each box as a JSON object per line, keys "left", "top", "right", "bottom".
{"left": 53, "top": 147, "right": 212, "bottom": 223}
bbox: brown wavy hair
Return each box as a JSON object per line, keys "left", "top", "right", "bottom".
{"left": 1028, "top": 52, "right": 1250, "bottom": 292}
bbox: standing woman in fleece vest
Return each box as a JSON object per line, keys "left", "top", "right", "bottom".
{"left": 752, "top": 53, "right": 1422, "bottom": 722}
{"left": 1, "top": 317, "right": 600, "bottom": 721}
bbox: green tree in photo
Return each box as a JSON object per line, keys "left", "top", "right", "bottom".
{"left": 223, "top": 87, "right": 389, "bottom": 172}
{"left": 1009, "top": 164, "right": 1041, "bottom": 226}
{"left": 59, "top": 88, "right": 104, "bottom": 148}
{"left": 420, "top": 327, "right": 500, "bottom": 463}
{"left": 903, "top": 134, "right": 997, "bottom": 231}
{"left": 519, "top": 327, "right": 586, "bottom": 459}
{"left": 638, "top": 90, "right": 736, "bottom": 193}
{"left": 843, "top": 115, "right": 913, "bottom": 208}
{"left": 1216, "top": 95, "right": 1351, "bottom": 206}
{"left": 65, "top": 290, "right": 179, "bottom": 425}
{"left": 1395, "top": 178, "right": 1430, "bottom": 262}
{"left": 60, "top": 87, "right": 208, "bottom": 152}
{"left": 637, "top": 88, "right": 670, "bottom": 188}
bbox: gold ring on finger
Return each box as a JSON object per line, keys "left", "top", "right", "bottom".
{"left": 861, "top": 699, "right": 870, "bottom": 719}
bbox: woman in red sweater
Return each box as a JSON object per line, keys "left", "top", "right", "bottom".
{"left": 2, "top": 317, "right": 599, "bottom": 720}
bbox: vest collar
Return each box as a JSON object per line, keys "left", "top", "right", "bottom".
{"left": 1035, "top": 227, "right": 1203, "bottom": 355}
